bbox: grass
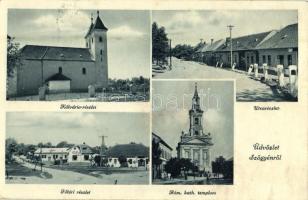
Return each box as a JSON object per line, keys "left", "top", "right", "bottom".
{"left": 47, "top": 165, "right": 147, "bottom": 177}
{"left": 6, "top": 160, "right": 53, "bottom": 179}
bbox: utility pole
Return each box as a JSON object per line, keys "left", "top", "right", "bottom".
{"left": 169, "top": 39, "right": 172, "bottom": 69}
{"left": 99, "top": 135, "right": 107, "bottom": 166}
{"left": 227, "top": 25, "right": 234, "bottom": 69}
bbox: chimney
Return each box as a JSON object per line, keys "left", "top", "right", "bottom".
{"left": 211, "top": 39, "right": 214, "bottom": 45}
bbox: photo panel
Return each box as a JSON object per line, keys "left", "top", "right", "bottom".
{"left": 152, "top": 10, "right": 298, "bottom": 102}
{"left": 5, "top": 112, "right": 150, "bottom": 185}
{"left": 7, "top": 9, "right": 150, "bottom": 102}
{"left": 152, "top": 80, "right": 234, "bottom": 185}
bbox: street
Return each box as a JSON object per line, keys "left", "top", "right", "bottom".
{"left": 6, "top": 156, "right": 149, "bottom": 185}
{"left": 153, "top": 57, "right": 293, "bottom": 101}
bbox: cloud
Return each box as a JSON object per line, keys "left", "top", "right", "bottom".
{"left": 32, "top": 10, "right": 89, "bottom": 33}
{"left": 7, "top": 112, "right": 97, "bottom": 129}
{"left": 166, "top": 11, "right": 203, "bottom": 33}
{"left": 109, "top": 25, "right": 144, "bottom": 39}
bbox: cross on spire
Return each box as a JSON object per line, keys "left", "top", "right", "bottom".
{"left": 97, "top": 10, "right": 100, "bottom": 16}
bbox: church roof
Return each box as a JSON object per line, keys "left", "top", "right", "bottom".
{"left": 45, "top": 73, "right": 71, "bottom": 82}
{"left": 20, "top": 45, "right": 94, "bottom": 61}
{"left": 93, "top": 15, "right": 108, "bottom": 31}
{"left": 85, "top": 12, "right": 108, "bottom": 38}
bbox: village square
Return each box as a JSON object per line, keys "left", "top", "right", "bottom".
{"left": 7, "top": 10, "right": 150, "bottom": 101}
{"left": 5, "top": 112, "right": 149, "bottom": 184}
{"left": 152, "top": 10, "right": 298, "bottom": 102}
{"left": 152, "top": 81, "right": 234, "bottom": 184}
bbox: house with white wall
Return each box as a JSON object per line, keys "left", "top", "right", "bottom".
{"left": 67, "top": 143, "right": 94, "bottom": 165}
{"left": 34, "top": 148, "right": 69, "bottom": 163}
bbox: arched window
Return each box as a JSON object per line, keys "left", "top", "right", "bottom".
{"left": 100, "top": 49, "right": 103, "bottom": 55}
{"left": 82, "top": 68, "right": 86, "bottom": 75}
{"left": 92, "top": 38, "right": 93, "bottom": 43}
{"left": 195, "top": 117, "right": 199, "bottom": 125}
{"left": 99, "top": 36, "right": 103, "bottom": 42}
{"left": 58, "top": 67, "right": 62, "bottom": 74}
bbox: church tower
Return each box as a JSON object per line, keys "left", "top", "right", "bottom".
{"left": 177, "top": 82, "right": 213, "bottom": 171}
{"left": 85, "top": 11, "right": 108, "bottom": 89}
{"left": 189, "top": 83, "right": 204, "bottom": 136}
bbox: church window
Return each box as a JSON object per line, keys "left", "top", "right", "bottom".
{"left": 82, "top": 68, "right": 86, "bottom": 75}
{"left": 99, "top": 36, "right": 103, "bottom": 42}
{"left": 195, "top": 117, "right": 199, "bottom": 125}
{"left": 92, "top": 38, "right": 93, "bottom": 43}
{"left": 100, "top": 49, "right": 103, "bottom": 55}
{"left": 58, "top": 67, "right": 62, "bottom": 74}
{"left": 194, "top": 130, "right": 199, "bottom": 135}
{"left": 84, "top": 155, "right": 89, "bottom": 160}
{"left": 86, "top": 42, "right": 88, "bottom": 48}
{"left": 72, "top": 155, "right": 77, "bottom": 161}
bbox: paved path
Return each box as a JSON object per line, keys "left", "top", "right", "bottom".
{"left": 7, "top": 156, "right": 148, "bottom": 184}
{"left": 153, "top": 58, "right": 291, "bottom": 101}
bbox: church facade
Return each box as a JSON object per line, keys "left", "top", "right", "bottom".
{"left": 11, "top": 11, "right": 108, "bottom": 96}
{"left": 176, "top": 83, "right": 213, "bottom": 171}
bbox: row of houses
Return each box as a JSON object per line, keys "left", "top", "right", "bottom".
{"left": 152, "top": 132, "right": 173, "bottom": 179}
{"left": 33, "top": 142, "right": 149, "bottom": 168}
{"left": 193, "top": 23, "right": 298, "bottom": 72}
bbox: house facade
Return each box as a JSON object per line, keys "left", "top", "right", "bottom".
{"left": 105, "top": 143, "right": 149, "bottom": 168}
{"left": 152, "top": 132, "right": 173, "bottom": 179}
{"left": 215, "top": 31, "right": 276, "bottom": 70}
{"left": 255, "top": 23, "right": 298, "bottom": 74}
{"left": 201, "top": 39, "right": 225, "bottom": 66}
{"left": 34, "top": 148, "right": 69, "bottom": 164}
{"left": 176, "top": 83, "right": 213, "bottom": 172}
{"left": 67, "top": 143, "right": 94, "bottom": 165}
{"left": 10, "top": 11, "right": 108, "bottom": 97}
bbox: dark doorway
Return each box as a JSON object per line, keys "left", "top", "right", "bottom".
{"left": 238, "top": 51, "right": 246, "bottom": 71}
{"left": 278, "top": 55, "right": 284, "bottom": 65}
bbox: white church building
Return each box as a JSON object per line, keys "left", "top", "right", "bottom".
{"left": 10, "top": 11, "right": 108, "bottom": 96}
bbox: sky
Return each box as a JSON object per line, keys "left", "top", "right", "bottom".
{"left": 152, "top": 81, "right": 234, "bottom": 161}
{"left": 152, "top": 10, "right": 298, "bottom": 47}
{"left": 8, "top": 9, "right": 150, "bottom": 79}
{"left": 6, "top": 112, "right": 150, "bottom": 147}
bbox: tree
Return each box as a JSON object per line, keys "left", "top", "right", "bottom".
{"left": 56, "top": 141, "right": 74, "bottom": 148}
{"left": 164, "top": 158, "right": 194, "bottom": 178}
{"left": 211, "top": 156, "right": 233, "bottom": 179}
{"left": 172, "top": 44, "right": 195, "bottom": 60}
{"left": 152, "top": 22, "right": 169, "bottom": 65}
{"left": 7, "top": 36, "right": 21, "bottom": 77}
{"left": 5, "top": 138, "right": 17, "bottom": 162}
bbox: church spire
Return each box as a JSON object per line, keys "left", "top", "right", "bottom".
{"left": 192, "top": 82, "right": 201, "bottom": 110}
{"left": 194, "top": 82, "right": 199, "bottom": 99}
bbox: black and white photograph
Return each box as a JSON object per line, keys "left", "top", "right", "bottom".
{"left": 152, "top": 80, "right": 234, "bottom": 184}
{"left": 7, "top": 9, "right": 150, "bottom": 101}
{"left": 152, "top": 10, "right": 298, "bottom": 102}
{"left": 5, "top": 112, "right": 150, "bottom": 184}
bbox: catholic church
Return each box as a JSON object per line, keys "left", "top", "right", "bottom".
{"left": 10, "top": 11, "right": 108, "bottom": 96}
{"left": 176, "top": 83, "right": 214, "bottom": 172}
